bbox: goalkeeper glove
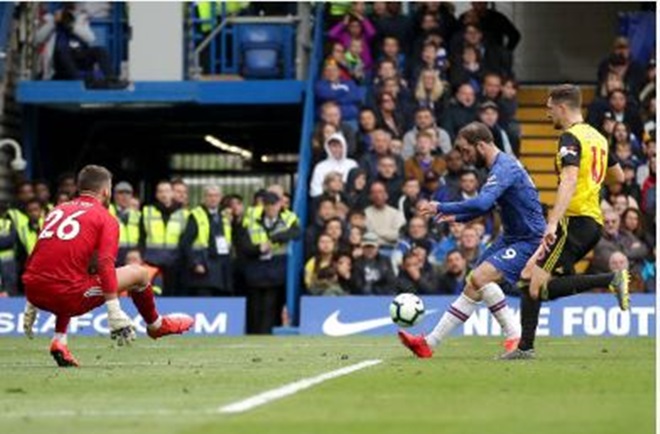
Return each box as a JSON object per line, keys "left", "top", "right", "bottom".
{"left": 106, "top": 298, "right": 136, "bottom": 346}
{"left": 23, "top": 301, "right": 37, "bottom": 339}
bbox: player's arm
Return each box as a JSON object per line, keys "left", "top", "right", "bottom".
{"left": 435, "top": 171, "right": 511, "bottom": 217}
{"left": 604, "top": 152, "right": 624, "bottom": 187}
{"left": 545, "top": 133, "right": 580, "bottom": 246}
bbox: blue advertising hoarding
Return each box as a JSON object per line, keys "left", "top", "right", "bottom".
{"left": 0, "top": 298, "right": 246, "bottom": 337}
{"left": 300, "top": 295, "right": 656, "bottom": 337}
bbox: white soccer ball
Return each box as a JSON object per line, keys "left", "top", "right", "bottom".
{"left": 389, "top": 293, "right": 425, "bottom": 328}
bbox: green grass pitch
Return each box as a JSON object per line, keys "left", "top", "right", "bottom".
{"left": 0, "top": 336, "right": 654, "bottom": 434}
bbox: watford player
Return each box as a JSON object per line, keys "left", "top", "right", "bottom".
{"left": 504, "top": 84, "right": 628, "bottom": 360}
{"left": 22, "top": 165, "right": 194, "bottom": 367}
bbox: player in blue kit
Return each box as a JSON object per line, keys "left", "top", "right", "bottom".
{"left": 399, "top": 122, "right": 546, "bottom": 358}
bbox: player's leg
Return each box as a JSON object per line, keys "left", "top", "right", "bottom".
{"left": 116, "top": 265, "right": 194, "bottom": 338}
{"left": 50, "top": 316, "right": 79, "bottom": 367}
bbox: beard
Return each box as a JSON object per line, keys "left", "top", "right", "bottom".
{"left": 474, "top": 152, "right": 487, "bottom": 168}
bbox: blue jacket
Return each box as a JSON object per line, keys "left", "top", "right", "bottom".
{"left": 315, "top": 79, "right": 362, "bottom": 121}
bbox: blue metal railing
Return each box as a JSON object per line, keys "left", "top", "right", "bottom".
{"left": 284, "top": 5, "right": 324, "bottom": 326}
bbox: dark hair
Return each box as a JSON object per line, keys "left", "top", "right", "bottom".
{"left": 415, "top": 106, "right": 434, "bottom": 117}
{"left": 608, "top": 88, "right": 627, "bottom": 100}
{"left": 446, "top": 249, "right": 464, "bottom": 260}
{"left": 482, "top": 72, "right": 502, "bottom": 84}
{"left": 377, "top": 91, "right": 396, "bottom": 105}
{"left": 25, "top": 198, "right": 43, "bottom": 209}
{"left": 317, "top": 195, "right": 335, "bottom": 208}
{"left": 57, "top": 171, "right": 76, "bottom": 185}
{"left": 33, "top": 178, "right": 50, "bottom": 188}
{"left": 457, "top": 122, "right": 494, "bottom": 145}
{"left": 348, "top": 209, "right": 366, "bottom": 219}
{"left": 171, "top": 177, "right": 186, "bottom": 187}
{"left": 621, "top": 207, "right": 645, "bottom": 238}
{"left": 16, "top": 180, "right": 33, "bottom": 193}
{"left": 77, "top": 165, "right": 112, "bottom": 193}
{"left": 549, "top": 84, "right": 582, "bottom": 109}
{"left": 460, "top": 169, "right": 479, "bottom": 179}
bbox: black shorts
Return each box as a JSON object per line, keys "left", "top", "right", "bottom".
{"left": 536, "top": 216, "right": 602, "bottom": 276}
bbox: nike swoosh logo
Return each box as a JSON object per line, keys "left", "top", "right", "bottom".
{"left": 322, "top": 309, "right": 438, "bottom": 337}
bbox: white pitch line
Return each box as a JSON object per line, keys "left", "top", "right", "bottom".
{"left": 218, "top": 359, "right": 383, "bottom": 414}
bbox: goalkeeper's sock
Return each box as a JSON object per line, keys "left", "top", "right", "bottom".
{"left": 54, "top": 316, "right": 70, "bottom": 345}
{"left": 130, "top": 283, "right": 160, "bottom": 327}
{"left": 53, "top": 333, "right": 67, "bottom": 345}
{"left": 425, "top": 294, "right": 478, "bottom": 348}
{"left": 480, "top": 282, "right": 520, "bottom": 339}
{"left": 542, "top": 273, "right": 615, "bottom": 300}
{"left": 518, "top": 285, "right": 541, "bottom": 351}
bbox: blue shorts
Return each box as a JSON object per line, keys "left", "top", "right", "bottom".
{"left": 476, "top": 236, "right": 539, "bottom": 285}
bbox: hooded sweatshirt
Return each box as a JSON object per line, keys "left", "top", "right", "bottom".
{"left": 309, "top": 133, "right": 358, "bottom": 197}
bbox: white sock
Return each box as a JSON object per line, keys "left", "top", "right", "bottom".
{"left": 425, "top": 294, "right": 478, "bottom": 348}
{"left": 147, "top": 316, "right": 162, "bottom": 330}
{"left": 53, "top": 333, "right": 67, "bottom": 345}
{"left": 480, "top": 282, "right": 520, "bottom": 339}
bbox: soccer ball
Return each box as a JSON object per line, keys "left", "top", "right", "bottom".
{"left": 389, "top": 293, "right": 425, "bottom": 328}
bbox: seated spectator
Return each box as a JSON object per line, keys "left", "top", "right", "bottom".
{"left": 359, "top": 129, "right": 404, "bottom": 180}
{"left": 621, "top": 161, "right": 642, "bottom": 205}
{"left": 458, "top": 225, "right": 483, "bottom": 269}
{"left": 356, "top": 108, "right": 378, "bottom": 156}
{"left": 499, "top": 76, "right": 520, "bottom": 152}
{"left": 392, "top": 215, "right": 437, "bottom": 272}
{"left": 431, "top": 221, "right": 465, "bottom": 264}
{"left": 432, "top": 149, "right": 464, "bottom": 202}
{"left": 642, "top": 94, "right": 656, "bottom": 138}
{"left": 404, "top": 131, "right": 447, "bottom": 196}
{"left": 326, "top": 42, "right": 353, "bottom": 81}
{"left": 317, "top": 172, "right": 347, "bottom": 207}
{"left": 35, "top": 3, "right": 115, "bottom": 82}
{"left": 607, "top": 89, "right": 644, "bottom": 140}
{"left": 409, "top": 41, "right": 443, "bottom": 85}
{"left": 479, "top": 73, "right": 502, "bottom": 107}
{"left": 380, "top": 77, "right": 415, "bottom": 124}
{"left": 324, "top": 217, "right": 349, "bottom": 254}
{"left": 402, "top": 107, "right": 452, "bottom": 159}
{"left": 347, "top": 225, "right": 365, "bottom": 260}
{"left": 395, "top": 250, "right": 439, "bottom": 294}
{"left": 478, "top": 101, "right": 514, "bottom": 155}
{"left": 398, "top": 178, "right": 422, "bottom": 221}
{"left": 328, "top": 11, "right": 377, "bottom": 72}
{"left": 375, "top": 91, "right": 407, "bottom": 140}
{"left": 305, "top": 195, "right": 336, "bottom": 257}
{"left": 312, "top": 122, "right": 339, "bottom": 162}
{"left": 372, "top": 58, "right": 407, "bottom": 90}
{"left": 449, "top": 45, "right": 484, "bottom": 93}
{"left": 391, "top": 138, "right": 404, "bottom": 156}
{"left": 351, "top": 232, "right": 397, "bottom": 295}
{"left": 589, "top": 210, "right": 648, "bottom": 274}
{"left": 345, "top": 168, "right": 370, "bottom": 210}
{"left": 345, "top": 39, "right": 366, "bottom": 83}
{"left": 55, "top": 191, "right": 72, "bottom": 206}
{"left": 437, "top": 249, "right": 469, "bottom": 295}
{"left": 379, "top": 36, "right": 407, "bottom": 76}
{"left": 364, "top": 181, "right": 406, "bottom": 250}
{"left": 371, "top": 2, "right": 413, "bottom": 58}
{"left": 639, "top": 58, "right": 655, "bottom": 104}
{"left": 305, "top": 234, "right": 344, "bottom": 296}
{"left": 450, "top": 23, "right": 509, "bottom": 76}
{"left": 376, "top": 155, "right": 404, "bottom": 207}
{"left": 636, "top": 137, "right": 656, "bottom": 186}
{"left": 315, "top": 61, "right": 362, "bottom": 123}
{"left": 319, "top": 101, "right": 358, "bottom": 156}
{"left": 412, "top": 2, "right": 459, "bottom": 45}
{"left": 310, "top": 134, "right": 358, "bottom": 197}
{"left": 621, "top": 207, "right": 654, "bottom": 251}
{"left": 413, "top": 69, "right": 449, "bottom": 120}
{"left": 462, "top": 2, "right": 521, "bottom": 53}
{"left": 640, "top": 152, "right": 656, "bottom": 218}
{"left": 335, "top": 253, "right": 359, "bottom": 294}
{"left": 601, "top": 184, "right": 640, "bottom": 215}
{"left": 612, "top": 121, "right": 642, "bottom": 160}
{"left": 409, "top": 12, "right": 445, "bottom": 69}
{"left": 441, "top": 83, "right": 478, "bottom": 140}
{"left": 597, "top": 37, "right": 646, "bottom": 98}
{"left": 586, "top": 72, "right": 626, "bottom": 131}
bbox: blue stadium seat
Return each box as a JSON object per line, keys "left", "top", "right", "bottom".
{"left": 236, "top": 25, "right": 284, "bottom": 79}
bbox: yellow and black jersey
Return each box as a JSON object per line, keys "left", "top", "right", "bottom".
{"left": 555, "top": 123, "right": 616, "bottom": 225}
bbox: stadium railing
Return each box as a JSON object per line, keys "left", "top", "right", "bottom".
{"left": 279, "top": 5, "right": 324, "bottom": 332}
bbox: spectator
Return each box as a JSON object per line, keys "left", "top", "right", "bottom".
{"left": 15, "top": 199, "right": 44, "bottom": 280}
{"left": 375, "top": 91, "right": 407, "bottom": 140}
{"left": 356, "top": 108, "right": 378, "bottom": 156}
{"left": 359, "top": 129, "right": 404, "bottom": 180}
{"left": 0, "top": 200, "right": 17, "bottom": 296}
{"left": 404, "top": 131, "right": 447, "bottom": 196}
{"left": 328, "top": 11, "right": 377, "bottom": 72}
{"left": 478, "top": 101, "right": 514, "bottom": 155}
{"left": 379, "top": 77, "right": 416, "bottom": 125}
{"left": 499, "top": 76, "right": 520, "bottom": 154}
{"left": 380, "top": 36, "right": 406, "bottom": 75}
{"left": 640, "top": 150, "right": 656, "bottom": 216}
{"left": 310, "top": 134, "right": 358, "bottom": 198}
{"left": 462, "top": 2, "right": 521, "bottom": 52}
{"left": 326, "top": 42, "right": 353, "bottom": 81}
{"left": 306, "top": 196, "right": 336, "bottom": 257}
{"left": 409, "top": 42, "right": 443, "bottom": 85}
{"left": 437, "top": 249, "right": 469, "bottom": 295}
{"left": 589, "top": 210, "right": 648, "bottom": 275}
{"left": 319, "top": 101, "right": 358, "bottom": 156}
{"left": 597, "top": 37, "right": 646, "bottom": 98}
{"left": 621, "top": 207, "right": 654, "bottom": 251}
{"left": 449, "top": 45, "right": 484, "bottom": 92}
{"left": 432, "top": 149, "right": 464, "bottom": 202}
{"left": 586, "top": 72, "right": 626, "bottom": 130}
{"left": 376, "top": 155, "right": 404, "bottom": 207}
{"left": 450, "top": 24, "right": 509, "bottom": 76}
{"left": 180, "top": 185, "right": 233, "bottom": 297}
{"left": 402, "top": 107, "right": 452, "bottom": 159}
{"left": 392, "top": 215, "right": 437, "bottom": 272}
{"left": 347, "top": 224, "right": 365, "bottom": 259}
{"left": 140, "top": 180, "right": 187, "bottom": 296}
{"left": 642, "top": 95, "right": 656, "bottom": 138}
{"left": 458, "top": 225, "right": 483, "bottom": 269}
{"left": 239, "top": 192, "right": 301, "bottom": 334}
{"left": 335, "top": 253, "right": 358, "bottom": 294}
{"left": 372, "top": 58, "right": 407, "bottom": 89}
{"left": 345, "top": 168, "right": 370, "bottom": 210}
{"left": 601, "top": 184, "right": 640, "bottom": 216}
{"left": 55, "top": 191, "right": 71, "bottom": 206}
{"left": 171, "top": 178, "right": 189, "bottom": 210}
{"left": 608, "top": 251, "right": 629, "bottom": 273}
{"left": 441, "top": 83, "right": 478, "bottom": 141}
{"left": 57, "top": 172, "right": 77, "bottom": 198}
{"left": 457, "top": 169, "right": 480, "bottom": 201}
{"left": 312, "top": 122, "right": 340, "bottom": 162}
{"left": 412, "top": 2, "right": 459, "bottom": 49}
{"left": 607, "top": 89, "right": 644, "bottom": 140}
{"left": 636, "top": 138, "right": 656, "bottom": 186}
{"left": 364, "top": 181, "right": 406, "bottom": 250}
{"left": 351, "top": 232, "right": 397, "bottom": 295}
{"left": 639, "top": 58, "right": 656, "bottom": 103}
{"left": 304, "top": 233, "right": 344, "bottom": 296}
{"left": 315, "top": 61, "right": 362, "bottom": 123}
{"left": 345, "top": 39, "right": 366, "bottom": 83}
{"left": 395, "top": 250, "right": 439, "bottom": 294}
{"left": 612, "top": 121, "right": 642, "bottom": 160}
{"left": 324, "top": 217, "right": 349, "bottom": 253}
{"left": 621, "top": 161, "right": 642, "bottom": 205}
{"left": 109, "top": 181, "right": 141, "bottom": 266}
{"left": 372, "top": 2, "right": 413, "bottom": 56}
{"left": 398, "top": 178, "right": 422, "bottom": 221}
{"left": 413, "top": 69, "right": 449, "bottom": 120}
{"left": 33, "top": 179, "right": 52, "bottom": 211}
{"left": 35, "top": 3, "right": 115, "bottom": 82}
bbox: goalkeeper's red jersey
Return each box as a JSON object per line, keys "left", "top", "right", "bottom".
{"left": 22, "top": 195, "right": 119, "bottom": 294}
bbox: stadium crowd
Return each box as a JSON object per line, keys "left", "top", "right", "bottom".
{"left": 305, "top": 2, "right": 656, "bottom": 296}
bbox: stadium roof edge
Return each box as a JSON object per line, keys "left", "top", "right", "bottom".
{"left": 17, "top": 80, "right": 305, "bottom": 107}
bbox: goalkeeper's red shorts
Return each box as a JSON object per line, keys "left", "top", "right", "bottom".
{"left": 25, "top": 275, "right": 106, "bottom": 318}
